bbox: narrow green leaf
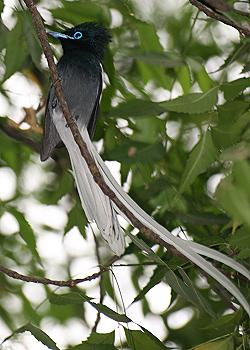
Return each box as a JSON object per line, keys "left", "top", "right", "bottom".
{"left": 49, "top": 292, "right": 92, "bottom": 305}
{"left": 8, "top": 207, "right": 41, "bottom": 264}
{"left": 221, "top": 78, "right": 250, "bottom": 101}
{"left": 196, "top": 66, "right": 214, "bottom": 92}
{"left": 16, "top": 323, "right": 60, "bottom": 350}
{"left": 65, "top": 200, "right": 87, "bottom": 238}
{"left": 126, "top": 231, "right": 165, "bottom": 266}
{"left": 161, "top": 87, "right": 218, "bottom": 114}
{"left": 179, "top": 130, "right": 217, "bottom": 193}
{"left": 140, "top": 326, "right": 168, "bottom": 350}
{"left": 50, "top": 293, "right": 130, "bottom": 322}
{"left": 178, "top": 268, "right": 215, "bottom": 317}
{"left": 133, "top": 266, "right": 167, "bottom": 303}
{"left": 177, "top": 65, "right": 191, "bottom": 94}
{"left": 127, "top": 233, "right": 214, "bottom": 315}
{"left": 164, "top": 270, "right": 214, "bottom": 316}
{"left": 89, "top": 302, "right": 131, "bottom": 323}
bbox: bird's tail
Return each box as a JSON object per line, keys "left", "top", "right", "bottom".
{"left": 84, "top": 132, "right": 250, "bottom": 317}
{"left": 52, "top": 110, "right": 125, "bottom": 256}
{"left": 52, "top": 109, "right": 250, "bottom": 317}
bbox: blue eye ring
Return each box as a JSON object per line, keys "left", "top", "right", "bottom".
{"left": 74, "top": 31, "right": 83, "bottom": 40}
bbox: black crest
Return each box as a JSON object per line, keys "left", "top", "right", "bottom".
{"left": 60, "top": 22, "right": 111, "bottom": 60}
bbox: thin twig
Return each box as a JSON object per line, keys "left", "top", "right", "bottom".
{"left": 0, "top": 264, "right": 108, "bottom": 287}
{"left": 189, "top": 0, "right": 250, "bottom": 36}
{"left": 92, "top": 232, "right": 105, "bottom": 332}
{"left": 0, "top": 122, "right": 40, "bottom": 153}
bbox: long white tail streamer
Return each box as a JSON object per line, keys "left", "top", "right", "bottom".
{"left": 86, "top": 131, "right": 250, "bottom": 317}
{"left": 53, "top": 109, "right": 250, "bottom": 317}
{"left": 52, "top": 110, "right": 125, "bottom": 256}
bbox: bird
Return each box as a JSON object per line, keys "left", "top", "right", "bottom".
{"left": 40, "top": 22, "right": 250, "bottom": 316}
{"left": 40, "top": 22, "right": 125, "bottom": 256}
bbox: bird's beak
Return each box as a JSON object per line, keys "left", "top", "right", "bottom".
{"left": 47, "top": 31, "right": 72, "bottom": 40}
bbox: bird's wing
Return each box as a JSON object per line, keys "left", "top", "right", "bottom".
{"left": 87, "top": 73, "right": 102, "bottom": 139}
{"left": 40, "top": 89, "right": 62, "bottom": 161}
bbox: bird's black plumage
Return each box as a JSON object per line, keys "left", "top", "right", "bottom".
{"left": 40, "top": 22, "right": 125, "bottom": 256}
{"left": 40, "top": 22, "right": 111, "bottom": 161}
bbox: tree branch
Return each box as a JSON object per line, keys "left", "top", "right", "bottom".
{"left": 189, "top": 0, "right": 250, "bottom": 37}
{"left": 0, "top": 121, "right": 40, "bottom": 153}
{"left": 22, "top": 0, "right": 183, "bottom": 261}
{"left": 0, "top": 264, "right": 108, "bottom": 287}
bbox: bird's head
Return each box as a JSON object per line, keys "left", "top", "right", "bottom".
{"left": 48, "top": 22, "right": 111, "bottom": 60}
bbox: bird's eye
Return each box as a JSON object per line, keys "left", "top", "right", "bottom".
{"left": 74, "top": 31, "right": 83, "bottom": 40}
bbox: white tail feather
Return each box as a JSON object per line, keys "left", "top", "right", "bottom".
{"left": 52, "top": 109, "right": 250, "bottom": 316}
{"left": 52, "top": 110, "right": 125, "bottom": 256}
{"left": 83, "top": 131, "right": 250, "bottom": 316}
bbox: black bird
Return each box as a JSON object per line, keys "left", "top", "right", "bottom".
{"left": 40, "top": 22, "right": 125, "bottom": 255}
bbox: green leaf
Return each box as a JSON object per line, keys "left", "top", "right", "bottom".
{"left": 71, "top": 344, "right": 117, "bottom": 350}
{"left": 49, "top": 292, "right": 92, "bottom": 305}
{"left": 177, "top": 65, "right": 191, "bottom": 94}
{"left": 105, "top": 141, "right": 165, "bottom": 164}
{"left": 160, "top": 87, "right": 218, "bottom": 114}
{"left": 127, "top": 231, "right": 165, "bottom": 266}
{"left": 8, "top": 207, "right": 41, "bottom": 264}
{"left": 127, "top": 233, "right": 214, "bottom": 315}
{"left": 87, "top": 331, "right": 115, "bottom": 345}
{"left": 136, "top": 21, "right": 164, "bottom": 52}
{"left": 178, "top": 268, "right": 215, "bottom": 317}
{"left": 140, "top": 326, "right": 168, "bottom": 350}
{"left": 22, "top": 12, "right": 42, "bottom": 68}
{"left": 179, "top": 130, "right": 217, "bottom": 193}
{"left": 135, "top": 20, "right": 171, "bottom": 89}
{"left": 133, "top": 266, "right": 167, "bottom": 303}
{"left": 50, "top": 293, "right": 130, "bottom": 322}
{"left": 109, "top": 99, "right": 164, "bottom": 119}
{"left": 204, "top": 309, "right": 242, "bottom": 333}
{"left": 65, "top": 200, "right": 87, "bottom": 238}
{"left": 51, "top": 2, "right": 110, "bottom": 25}
{"left": 229, "top": 227, "right": 250, "bottom": 251}
{"left": 71, "top": 332, "right": 117, "bottom": 350}
{"left": 216, "top": 161, "right": 250, "bottom": 227}
{"left": 130, "top": 51, "right": 183, "bottom": 68}
{"left": 3, "top": 15, "right": 28, "bottom": 81}
{"left": 0, "top": 0, "right": 4, "bottom": 14}
{"left": 165, "top": 269, "right": 215, "bottom": 316}
{"left": 194, "top": 336, "right": 234, "bottom": 350}
{"left": 88, "top": 302, "right": 131, "bottom": 323}
{"left": 124, "top": 328, "right": 167, "bottom": 350}
{"left": 221, "top": 78, "right": 250, "bottom": 101}
{"left": 15, "top": 323, "right": 59, "bottom": 350}
{"left": 196, "top": 66, "right": 214, "bottom": 92}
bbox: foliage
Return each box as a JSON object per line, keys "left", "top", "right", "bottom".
{"left": 0, "top": 0, "right": 250, "bottom": 349}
